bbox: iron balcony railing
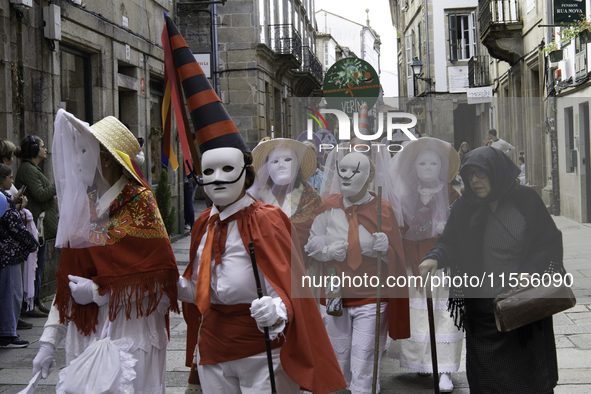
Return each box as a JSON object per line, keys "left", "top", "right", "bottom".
{"left": 479, "top": 0, "right": 520, "bottom": 36}
{"left": 468, "top": 55, "right": 490, "bottom": 87}
{"left": 300, "top": 46, "right": 323, "bottom": 82}
{"left": 268, "top": 24, "right": 302, "bottom": 63}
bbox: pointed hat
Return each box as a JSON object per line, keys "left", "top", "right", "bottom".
{"left": 163, "top": 14, "right": 249, "bottom": 154}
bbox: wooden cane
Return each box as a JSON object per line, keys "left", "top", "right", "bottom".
{"left": 248, "top": 242, "right": 277, "bottom": 394}
{"left": 371, "top": 186, "right": 383, "bottom": 394}
{"left": 426, "top": 280, "right": 440, "bottom": 394}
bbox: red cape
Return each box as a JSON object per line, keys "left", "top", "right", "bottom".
{"left": 314, "top": 192, "right": 411, "bottom": 340}
{"left": 183, "top": 200, "right": 346, "bottom": 394}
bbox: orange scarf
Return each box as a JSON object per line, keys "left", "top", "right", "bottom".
{"left": 55, "top": 182, "right": 179, "bottom": 335}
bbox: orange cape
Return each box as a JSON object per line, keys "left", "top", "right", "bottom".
{"left": 183, "top": 200, "right": 346, "bottom": 394}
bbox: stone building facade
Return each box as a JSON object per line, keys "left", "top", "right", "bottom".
{"left": 0, "top": 0, "right": 178, "bottom": 296}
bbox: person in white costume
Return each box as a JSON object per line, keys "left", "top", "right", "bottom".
{"left": 31, "top": 110, "right": 179, "bottom": 393}
{"left": 306, "top": 152, "right": 410, "bottom": 394}
{"left": 389, "top": 137, "right": 463, "bottom": 393}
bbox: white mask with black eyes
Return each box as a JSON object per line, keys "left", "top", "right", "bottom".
{"left": 268, "top": 147, "right": 299, "bottom": 186}
{"left": 338, "top": 152, "right": 370, "bottom": 198}
{"left": 201, "top": 147, "right": 246, "bottom": 207}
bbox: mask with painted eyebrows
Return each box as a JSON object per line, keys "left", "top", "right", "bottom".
{"left": 337, "top": 152, "right": 370, "bottom": 197}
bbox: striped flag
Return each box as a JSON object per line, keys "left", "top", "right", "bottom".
{"left": 161, "top": 12, "right": 202, "bottom": 175}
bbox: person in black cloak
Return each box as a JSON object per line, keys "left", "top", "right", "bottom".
{"left": 419, "top": 146, "right": 563, "bottom": 394}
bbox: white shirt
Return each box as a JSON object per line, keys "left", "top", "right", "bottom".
{"left": 260, "top": 183, "right": 303, "bottom": 218}
{"left": 490, "top": 138, "right": 515, "bottom": 155}
{"left": 307, "top": 192, "right": 387, "bottom": 262}
{"left": 188, "top": 194, "right": 288, "bottom": 336}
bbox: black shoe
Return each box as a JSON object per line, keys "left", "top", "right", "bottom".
{"left": 0, "top": 336, "right": 29, "bottom": 348}
{"left": 17, "top": 318, "right": 33, "bottom": 330}
{"left": 37, "top": 304, "right": 50, "bottom": 314}
{"left": 23, "top": 306, "right": 48, "bottom": 318}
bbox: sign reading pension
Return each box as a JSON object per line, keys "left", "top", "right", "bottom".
{"left": 322, "top": 58, "right": 381, "bottom": 116}
{"left": 554, "top": 0, "right": 586, "bottom": 24}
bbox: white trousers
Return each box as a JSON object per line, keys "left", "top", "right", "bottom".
{"left": 197, "top": 347, "right": 300, "bottom": 394}
{"left": 320, "top": 303, "right": 389, "bottom": 394}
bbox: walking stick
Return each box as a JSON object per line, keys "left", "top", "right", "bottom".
{"left": 426, "top": 280, "right": 440, "bottom": 394}
{"left": 371, "top": 186, "right": 382, "bottom": 394}
{"left": 248, "top": 242, "right": 278, "bottom": 394}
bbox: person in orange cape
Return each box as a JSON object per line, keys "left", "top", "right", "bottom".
{"left": 178, "top": 139, "right": 347, "bottom": 393}
{"left": 31, "top": 110, "right": 179, "bottom": 393}
{"left": 305, "top": 151, "right": 410, "bottom": 394}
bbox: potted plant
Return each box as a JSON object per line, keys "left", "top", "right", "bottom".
{"left": 542, "top": 42, "right": 563, "bottom": 62}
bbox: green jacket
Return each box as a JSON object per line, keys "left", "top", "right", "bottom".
{"left": 15, "top": 159, "right": 58, "bottom": 241}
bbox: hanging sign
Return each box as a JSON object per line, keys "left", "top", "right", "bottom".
{"left": 554, "top": 0, "right": 586, "bottom": 24}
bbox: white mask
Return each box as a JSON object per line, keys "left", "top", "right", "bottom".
{"left": 414, "top": 149, "right": 441, "bottom": 184}
{"left": 201, "top": 147, "right": 246, "bottom": 207}
{"left": 338, "top": 152, "right": 370, "bottom": 197}
{"left": 268, "top": 147, "right": 299, "bottom": 186}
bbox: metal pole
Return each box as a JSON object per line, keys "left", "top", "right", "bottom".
{"left": 371, "top": 186, "right": 383, "bottom": 394}
{"left": 248, "top": 242, "right": 277, "bottom": 394}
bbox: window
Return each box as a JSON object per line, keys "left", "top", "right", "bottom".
{"left": 417, "top": 22, "right": 422, "bottom": 61}
{"left": 448, "top": 13, "right": 476, "bottom": 62}
{"left": 259, "top": 0, "right": 266, "bottom": 43}
{"left": 324, "top": 41, "right": 329, "bottom": 68}
{"left": 60, "top": 46, "right": 92, "bottom": 122}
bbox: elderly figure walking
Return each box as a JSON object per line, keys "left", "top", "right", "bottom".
{"left": 420, "top": 146, "right": 562, "bottom": 394}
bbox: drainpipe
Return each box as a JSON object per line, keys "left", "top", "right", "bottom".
{"left": 547, "top": 0, "right": 560, "bottom": 215}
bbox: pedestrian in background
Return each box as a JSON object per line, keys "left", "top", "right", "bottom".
{"left": 458, "top": 141, "right": 470, "bottom": 163}
{"left": 15, "top": 135, "right": 57, "bottom": 318}
{"left": 0, "top": 163, "right": 38, "bottom": 348}
{"left": 484, "top": 128, "right": 515, "bottom": 155}
{"left": 420, "top": 146, "right": 561, "bottom": 394}
{"left": 518, "top": 156, "right": 526, "bottom": 185}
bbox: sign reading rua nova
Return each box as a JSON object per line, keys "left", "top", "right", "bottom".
{"left": 554, "top": 0, "right": 586, "bottom": 24}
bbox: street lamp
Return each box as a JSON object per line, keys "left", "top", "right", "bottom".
{"left": 410, "top": 56, "right": 432, "bottom": 96}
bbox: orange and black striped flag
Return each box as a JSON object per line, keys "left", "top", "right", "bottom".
{"left": 161, "top": 12, "right": 249, "bottom": 161}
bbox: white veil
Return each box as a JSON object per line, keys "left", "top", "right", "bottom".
{"left": 389, "top": 137, "right": 460, "bottom": 241}
{"left": 320, "top": 141, "right": 402, "bottom": 223}
{"left": 52, "top": 109, "right": 109, "bottom": 248}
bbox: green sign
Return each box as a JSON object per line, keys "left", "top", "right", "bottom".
{"left": 322, "top": 58, "right": 380, "bottom": 117}
{"left": 554, "top": 0, "right": 586, "bottom": 24}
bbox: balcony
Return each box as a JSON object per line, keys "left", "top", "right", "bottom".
{"left": 469, "top": 55, "right": 490, "bottom": 87}
{"left": 293, "top": 46, "right": 324, "bottom": 96}
{"left": 479, "top": 0, "right": 523, "bottom": 66}
{"left": 268, "top": 24, "right": 302, "bottom": 69}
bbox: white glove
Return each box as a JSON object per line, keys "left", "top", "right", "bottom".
{"left": 326, "top": 241, "right": 348, "bottom": 262}
{"left": 305, "top": 235, "right": 327, "bottom": 257}
{"left": 250, "top": 296, "right": 279, "bottom": 327}
{"left": 32, "top": 342, "right": 56, "bottom": 379}
{"left": 372, "top": 232, "right": 388, "bottom": 252}
{"left": 68, "top": 275, "right": 95, "bottom": 305}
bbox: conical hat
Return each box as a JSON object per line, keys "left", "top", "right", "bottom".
{"left": 164, "top": 14, "right": 249, "bottom": 154}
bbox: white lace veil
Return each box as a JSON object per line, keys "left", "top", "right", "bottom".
{"left": 320, "top": 140, "right": 402, "bottom": 222}
{"left": 52, "top": 109, "right": 109, "bottom": 248}
{"left": 389, "top": 137, "right": 460, "bottom": 240}
{"left": 250, "top": 138, "right": 316, "bottom": 218}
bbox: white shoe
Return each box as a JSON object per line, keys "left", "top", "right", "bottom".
{"left": 184, "top": 224, "right": 191, "bottom": 231}
{"left": 439, "top": 373, "right": 454, "bottom": 393}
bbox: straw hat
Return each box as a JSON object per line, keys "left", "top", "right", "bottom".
{"left": 395, "top": 137, "right": 460, "bottom": 182}
{"left": 252, "top": 138, "right": 317, "bottom": 181}
{"left": 86, "top": 116, "right": 143, "bottom": 184}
